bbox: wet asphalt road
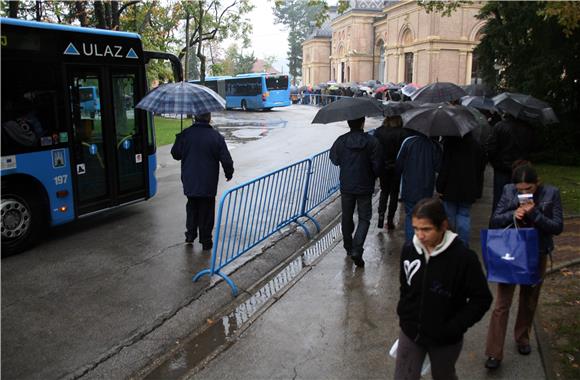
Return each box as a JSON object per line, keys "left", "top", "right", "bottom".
{"left": 1, "top": 105, "right": 383, "bottom": 379}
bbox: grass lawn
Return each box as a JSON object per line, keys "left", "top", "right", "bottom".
{"left": 154, "top": 116, "right": 189, "bottom": 147}
{"left": 535, "top": 164, "right": 580, "bottom": 216}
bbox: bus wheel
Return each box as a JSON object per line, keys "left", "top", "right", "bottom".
{"left": 241, "top": 100, "right": 248, "bottom": 111}
{"left": 1, "top": 188, "right": 45, "bottom": 256}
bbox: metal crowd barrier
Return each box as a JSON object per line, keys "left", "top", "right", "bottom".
{"left": 193, "top": 149, "right": 340, "bottom": 295}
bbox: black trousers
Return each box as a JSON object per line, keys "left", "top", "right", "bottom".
{"left": 185, "top": 196, "right": 215, "bottom": 245}
{"left": 341, "top": 192, "right": 372, "bottom": 258}
{"left": 492, "top": 169, "right": 511, "bottom": 213}
{"left": 378, "top": 169, "right": 400, "bottom": 221}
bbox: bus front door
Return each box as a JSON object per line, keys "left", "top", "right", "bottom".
{"left": 68, "top": 68, "right": 147, "bottom": 215}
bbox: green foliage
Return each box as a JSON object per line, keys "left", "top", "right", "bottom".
{"left": 539, "top": 2, "right": 580, "bottom": 37}
{"left": 179, "top": 0, "right": 254, "bottom": 82}
{"left": 534, "top": 164, "right": 580, "bottom": 215}
{"left": 475, "top": 2, "right": 580, "bottom": 163}
{"left": 217, "top": 44, "right": 256, "bottom": 76}
{"left": 272, "top": 0, "right": 327, "bottom": 83}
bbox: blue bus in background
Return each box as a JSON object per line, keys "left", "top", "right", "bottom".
{"left": 193, "top": 73, "right": 291, "bottom": 111}
{"left": 0, "top": 18, "right": 181, "bottom": 255}
{"left": 79, "top": 86, "right": 100, "bottom": 117}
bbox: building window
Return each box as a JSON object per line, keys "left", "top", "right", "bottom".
{"left": 332, "top": 68, "right": 336, "bottom": 81}
{"left": 404, "top": 52, "right": 414, "bottom": 83}
{"left": 471, "top": 52, "right": 482, "bottom": 84}
{"left": 378, "top": 45, "right": 385, "bottom": 82}
{"left": 341, "top": 62, "right": 345, "bottom": 82}
{"left": 347, "top": 66, "right": 350, "bottom": 82}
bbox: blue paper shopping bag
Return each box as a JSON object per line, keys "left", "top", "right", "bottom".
{"left": 480, "top": 228, "right": 540, "bottom": 285}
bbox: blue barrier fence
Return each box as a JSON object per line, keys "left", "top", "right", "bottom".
{"left": 193, "top": 149, "right": 340, "bottom": 296}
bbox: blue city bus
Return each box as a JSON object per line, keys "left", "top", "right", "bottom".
{"left": 0, "top": 18, "right": 182, "bottom": 255}
{"left": 193, "top": 73, "right": 291, "bottom": 111}
{"left": 79, "top": 86, "right": 100, "bottom": 117}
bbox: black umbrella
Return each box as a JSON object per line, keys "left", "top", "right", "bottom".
{"left": 492, "top": 92, "right": 559, "bottom": 126}
{"left": 411, "top": 82, "right": 467, "bottom": 103}
{"left": 461, "top": 84, "right": 496, "bottom": 97}
{"left": 464, "top": 106, "right": 492, "bottom": 144}
{"left": 311, "top": 97, "right": 384, "bottom": 124}
{"left": 461, "top": 95, "right": 497, "bottom": 113}
{"left": 382, "top": 101, "right": 417, "bottom": 117}
{"left": 401, "top": 104, "right": 479, "bottom": 137}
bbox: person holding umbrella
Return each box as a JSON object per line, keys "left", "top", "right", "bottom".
{"left": 137, "top": 81, "right": 232, "bottom": 250}
{"left": 314, "top": 97, "right": 384, "bottom": 267}
{"left": 398, "top": 104, "right": 479, "bottom": 242}
{"left": 171, "top": 113, "right": 234, "bottom": 249}
{"left": 436, "top": 132, "right": 486, "bottom": 246}
{"left": 485, "top": 114, "right": 535, "bottom": 213}
{"left": 374, "top": 114, "right": 410, "bottom": 230}
{"left": 486, "top": 92, "right": 558, "bottom": 213}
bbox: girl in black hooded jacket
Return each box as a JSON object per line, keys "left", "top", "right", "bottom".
{"left": 394, "top": 198, "right": 492, "bottom": 380}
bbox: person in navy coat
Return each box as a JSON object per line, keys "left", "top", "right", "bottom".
{"left": 171, "top": 113, "right": 234, "bottom": 250}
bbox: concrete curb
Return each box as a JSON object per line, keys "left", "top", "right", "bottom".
{"left": 534, "top": 260, "right": 580, "bottom": 380}
{"left": 79, "top": 195, "right": 343, "bottom": 379}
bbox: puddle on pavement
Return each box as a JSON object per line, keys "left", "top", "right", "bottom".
{"left": 142, "top": 223, "right": 341, "bottom": 380}
{"left": 212, "top": 118, "right": 288, "bottom": 146}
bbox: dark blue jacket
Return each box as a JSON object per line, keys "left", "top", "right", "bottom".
{"left": 491, "top": 184, "right": 563, "bottom": 254}
{"left": 171, "top": 122, "right": 234, "bottom": 197}
{"left": 329, "top": 129, "right": 381, "bottom": 195}
{"left": 396, "top": 134, "right": 442, "bottom": 203}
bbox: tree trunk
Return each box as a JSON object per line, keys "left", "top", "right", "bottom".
{"left": 111, "top": 1, "right": 120, "bottom": 30}
{"left": 75, "top": 1, "right": 89, "bottom": 27}
{"left": 185, "top": 11, "right": 190, "bottom": 81}
{"left": 104, "top": 2, "right": 113, "bottom": 29}
{"left": 197, "top": 2, "right": 206, "bottom": 83}
{"left": 35, "top": 1, "right": 42, "bottom": 21}
{"left": 9, "top": 1, "right": 19, "bottom": 18}
{"left": 94, "top": 1, "right": 107, "bottom": 29}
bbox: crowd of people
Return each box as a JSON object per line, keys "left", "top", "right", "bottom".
{"left": 170, "top": 95, "right": 564, "bottom": 379}
{"left": 329, "top": 110, "right": 564, "bottom": 379}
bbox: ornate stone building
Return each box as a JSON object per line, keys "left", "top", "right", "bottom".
{"left": 302, "top": 0, "right": 485, "bottom": 86}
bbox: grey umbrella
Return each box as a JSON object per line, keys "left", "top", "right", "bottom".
{"left": 461, "top": 95, "right": 498, "bottom": 113}
{"left": 136, "top": 81, "right": 225, "bottom": 130}
{"left": 382, "top": 101, "right": 417, "bottom": 117}
{"left": 401, "top": 104, "right": 479, "bottom": 137}
{"left": 411, "top": 82, "right": 467, "bottom": 103}
{"left": 311, "top": 97, "right": 384, "bottom": 124}
{"left": 492, "top": 92, "right": 559, "bottom": 126}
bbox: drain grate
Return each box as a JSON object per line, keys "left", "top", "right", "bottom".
{"left": 141, "top": 222, "right": 342, "bottom": 380}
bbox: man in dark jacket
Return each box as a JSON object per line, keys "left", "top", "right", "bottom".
{"left": 436, "top": 133, "right": 486, "bottom": 246}
{"left": 485, "top": 115, "right": 534, "bottom": 212}
{"left": 330, "top": 117, "right": 381, "bottom": 267}
{"left": 396, "top": 132, "right": 442, "bottom": 242}
{"left": 374, "top": 115, "right": 409, "bottom": 230}
{"left": 171, "top": 113, "right": 234, "bottom": 250}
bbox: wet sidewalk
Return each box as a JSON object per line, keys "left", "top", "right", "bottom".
{"left": 188, "top": 176, "right": 548, "bottom": 380}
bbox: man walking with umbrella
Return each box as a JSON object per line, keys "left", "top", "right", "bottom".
{"left": 171, "top": 113, "right": 234, "bottom": 249}
{"left": 330, "top": 117, "right": 381, "bottom": 267}
{"left": 136, "top": 81, "right": 232, "bottom": 250}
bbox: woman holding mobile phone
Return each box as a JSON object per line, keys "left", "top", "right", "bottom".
{"left": 484, "top": 161, "right": 564, "bottom": 370}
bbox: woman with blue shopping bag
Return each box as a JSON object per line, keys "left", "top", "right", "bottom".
{"left": 484, "top": 162, "right": 563, "bottom": 370}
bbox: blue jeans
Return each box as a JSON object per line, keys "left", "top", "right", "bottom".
{"left": 404, "top": 201, "right": 416, "bottom": 242}
{"left": 443, "top": 201, "right": 472, "bottom": 247}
